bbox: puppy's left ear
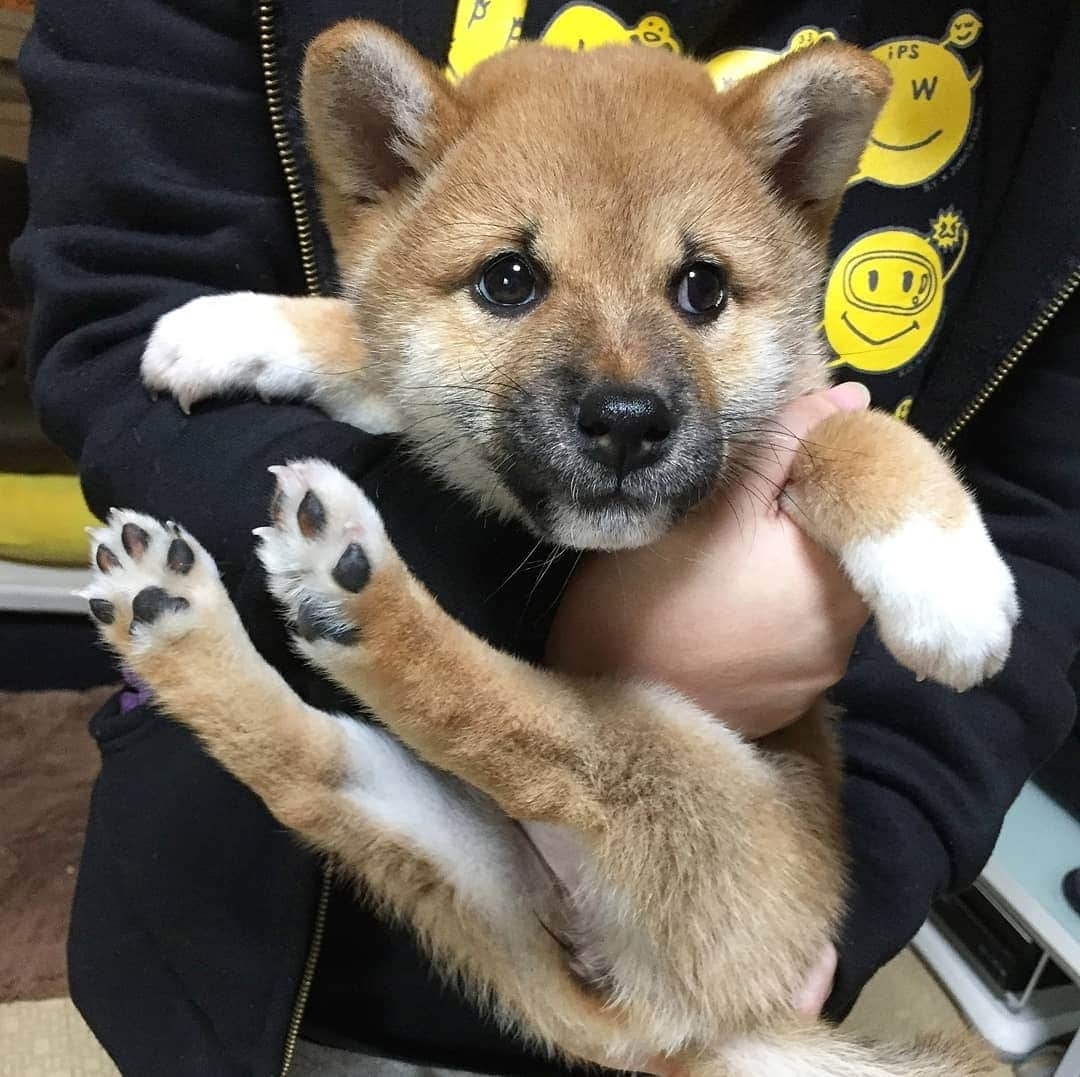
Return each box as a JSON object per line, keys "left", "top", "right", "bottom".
{"left": 301, "top": 21, "right": 462, "bottom": 221}
{"left": 720, "top": 43, "right": 891, "bottom": 235}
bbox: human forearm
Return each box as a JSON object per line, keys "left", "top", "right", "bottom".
{"left": 13, "top": 0, "right": 334, "bottom": 580}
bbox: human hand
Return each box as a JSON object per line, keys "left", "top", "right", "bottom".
{"left": 546, "top": 383, "right": 872, "bottom": 739}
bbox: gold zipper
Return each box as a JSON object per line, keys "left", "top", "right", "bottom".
{"left": 256, "top": 4, "right": 332, "bottom": 1073}
{"left": 278, "top": 870, "right": 332, "bottom": 1076}
{"left": 258, "top": 0, "right": 320, "bottom": 298}
{"left": 937, "top": 267, "right": 1080, "bottom": 449}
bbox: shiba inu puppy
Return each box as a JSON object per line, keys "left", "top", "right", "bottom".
{"left": 87, "top": 21, "right": 1015, "bottom": 1075}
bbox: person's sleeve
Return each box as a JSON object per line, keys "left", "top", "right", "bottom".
{"left": 825, "top": 294, "right": 1080, "bottom": 1018}
{"left": 13, "top": 0, "right": 382, "bottom": 591}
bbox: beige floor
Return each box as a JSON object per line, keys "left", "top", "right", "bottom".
{"left": 0, "top": 948, "right": 1012, "bottom": 1076}
{"left": 0, "top": 998, "right": 115, "bottom": 1077}
{"left": 845, "top": 949, "right": 1011, "bottom": 1076}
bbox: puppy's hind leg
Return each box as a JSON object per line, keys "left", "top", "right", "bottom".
{"left": 85, "top": 511, "right": 347, "bottom": 825}
{"left": 81, "top": 513, "right": 583, "bottom": 1036}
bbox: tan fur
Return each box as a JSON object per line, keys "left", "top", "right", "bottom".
{"left": 113, "top": 24, "right": 1011, "bottom": 1076}
{"left": 90, "top": 509, "right": 843, "bottom": 1067}
{"left": 787, "top": 409, "right": 972, "bottom": 548}
{"left": 301, "top": 23, "right": 465, "bottom": 249}
{"left": 273, "top": 296, "right": 363, "bottom": 373}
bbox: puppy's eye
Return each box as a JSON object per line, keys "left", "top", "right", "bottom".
{"left": 674, "top": 262, "right": 728, "bottom": 320}
{"left": 475, "top": 253, "right": 540, "bottom": 313}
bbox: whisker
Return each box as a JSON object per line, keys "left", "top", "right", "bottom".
{"left": 536, "top": 549, "right": 585, "bottom": 624}
{"left": 522, "top": 544, "right": 568, "bottom": 622}
{"left": 488, "top": 536, "right": 547, "bottom": 601}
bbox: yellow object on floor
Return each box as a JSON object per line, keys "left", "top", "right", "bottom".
{"left": 0, "top": 473, "right": 99, "bottom": 566}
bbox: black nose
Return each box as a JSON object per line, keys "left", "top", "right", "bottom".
{"left": 576, "top": 385, "right": 677, "bottom": 475}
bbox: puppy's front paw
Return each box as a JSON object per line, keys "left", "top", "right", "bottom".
{"left": 142, "top": 293, "right": 311, "bottom": 412}
{"left": 843, "top": 510, "right": 1019, "bottom": 691}
{"left": 83, "top": 512, "right": 229, "bottom": 661}
{"left": 256, "top": 459, "right": 390, "bottom": 651}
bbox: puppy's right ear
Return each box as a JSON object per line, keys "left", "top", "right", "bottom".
{"left": 301, "top": 21, "right": 460, "bottom": 206}
{"left": 719, "top": 43, "right": 890, "bottom": 236}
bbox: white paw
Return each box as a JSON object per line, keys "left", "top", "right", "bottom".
{"left": 256, "top": 459, "right": 389, "bottom": 647}
{"left": 83, "top": 512, "right": 227, "bottom": 653}
{"left": 142, "top": 292, "right": 313, "bottom": 412}
{"left": 843, "top": 510, "right": 1019, "bottom": 691}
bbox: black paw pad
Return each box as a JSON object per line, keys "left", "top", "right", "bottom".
{"left": 166, "top": 537, "right": 195, "bottom": 575}
{"left": 297, "top": 490, "right": 327, "bottom": 539}
{"left": 296, "top": 599, "right": 358, "bottom": 646}
{"left": 96, "top": 544, "right": 121, "bottom": 573}
{"left": 132, "top": 586, "right": 190, "bottom": 626}
{"left": 331, "top": 543, "right": 371, "bottom": 594}
{"left": 121, "top": 523, "right": 151, "bottom": 559}
{"left": 89, "top": 598, "right": 116, "bottom": 625}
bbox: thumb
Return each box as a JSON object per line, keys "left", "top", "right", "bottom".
{"left": 743, "top": 381, "right": 871, "bottom": 499}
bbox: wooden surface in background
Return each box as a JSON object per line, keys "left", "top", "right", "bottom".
{"left": 0, "top": 686, "right": 116, "bottom": 1003}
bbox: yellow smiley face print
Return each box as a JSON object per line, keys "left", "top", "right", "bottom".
{"left": 854, "top": 10, "right": 982, "bottom": 188}
{"left": 706, "top": 27, "right": 836, "bottom": 91}
{"left": 540, "top": 4, "right": 681, "bottom": 54}
{"left": 825, "top": 210, "right": 968, "bottom": 373}
{"left": 947, "top": 10, "right": 982, "bottom": 46}
{"left": 446, "top": 0, "right": 527, "bottom": 81}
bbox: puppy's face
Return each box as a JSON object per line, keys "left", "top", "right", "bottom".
{"left": 303, "top": 28, "right": 889, "bottom": 549}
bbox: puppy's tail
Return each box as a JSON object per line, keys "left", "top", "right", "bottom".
{"left": 696, "top": 1022, "right": 995, "bottom": 1077}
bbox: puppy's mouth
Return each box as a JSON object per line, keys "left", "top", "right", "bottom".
{"left": 497, "top": 446, "right": 722, "bottom": 551}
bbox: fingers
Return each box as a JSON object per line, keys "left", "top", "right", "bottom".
{"left": 821, "top": 381, "right": 872, "bottom": 413}
{"left": 744, "top": 382, "right": 871, "bottom": 499}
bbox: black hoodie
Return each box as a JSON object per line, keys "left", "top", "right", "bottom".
{"left": 13, "top": 1, "right": 1080, "bottom": 1074}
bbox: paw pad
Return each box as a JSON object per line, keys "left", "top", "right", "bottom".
{"left": 132, "top": 586, "right": 191, "bottom": 626}
{"left": 297, "top": 490, "right": 327, "bottom": 539}
{"left": 89, "top": 598, "right": 116, "bottom": 625}
{"left": 331, "top": 543, "right": 371, "bottom": 594}
{"left": 121, "top": 522, "right": 151, "bottom": 559}
{"left": 296, "top": 599, "right": 358, "bottom": 645}
{"left": 166, "top": 536, "right": 195, "bottom": 574}
{"left": 95, "top": 545, "right": 121, "bottom": 573}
